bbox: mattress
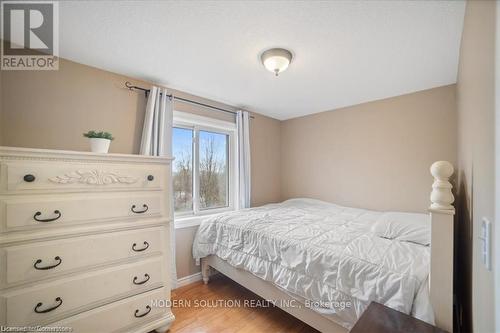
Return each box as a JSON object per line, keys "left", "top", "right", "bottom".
{"left": 192, "top": 198, "right": 433, "bottom": 329}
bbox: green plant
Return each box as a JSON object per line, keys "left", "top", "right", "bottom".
{"left": 83, "top": 130, "right": 114, "bottom": 140}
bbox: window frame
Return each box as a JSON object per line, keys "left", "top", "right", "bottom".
{"left": 173, "top": 111, "right": 238, "bottom": 228}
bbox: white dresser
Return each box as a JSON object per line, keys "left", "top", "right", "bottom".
{"left": 0, "top": 147, "right": 175, "bottom": 333}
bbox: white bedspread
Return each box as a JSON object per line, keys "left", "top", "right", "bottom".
{"left": 192, "top": 198, "right": 433, "bottom": 329}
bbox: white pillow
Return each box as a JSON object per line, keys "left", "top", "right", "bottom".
{"left": 371, "top": 212, "right": 430, "bottom": 246}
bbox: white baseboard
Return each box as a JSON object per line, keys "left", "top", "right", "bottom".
{"left": 176, "top": 272, "right": 202, "bottom": 288}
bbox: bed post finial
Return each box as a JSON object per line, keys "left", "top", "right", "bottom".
{"left": 429, "top": 160, "right": 455, "bottom": 332}
{"left": 430, "top": 161, "right": 455, "bottom": 211}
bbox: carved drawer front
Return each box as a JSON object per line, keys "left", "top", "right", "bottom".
{"left": 0, "top": 161, "right": 166, "bottom": 193}
{"left": 0, "top": 192, "right": 166, "bottom": 233}
{"left": 0, "top": 227, "right": 165, "bottom": 288}
{"left": 50, "top": 287, "right": 171, "bottom": 333}
{"left": 0, "top": 257, "right": 164, "bottom": 326}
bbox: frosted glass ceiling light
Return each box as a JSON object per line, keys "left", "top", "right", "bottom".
{"left": 261, "top": 48, "right": 293, "bottom": 76}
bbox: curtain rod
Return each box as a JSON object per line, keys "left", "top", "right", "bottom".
{"left": 125, "top": 81, "right": 254, "bottom": 118}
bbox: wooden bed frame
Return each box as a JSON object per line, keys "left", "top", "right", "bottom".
{"left": 200, "top": 161, "right": 455, "bottom": 332}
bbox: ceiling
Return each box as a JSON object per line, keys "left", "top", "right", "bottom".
{"left": 59, "top": 1, "right": 466, "bottom": 120}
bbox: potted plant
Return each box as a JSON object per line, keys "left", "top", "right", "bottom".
{"left": 83, "top": 130, "right": 114, "bottom": 153}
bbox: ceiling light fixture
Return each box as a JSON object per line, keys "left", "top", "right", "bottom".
{"left": 261, "top": 48, "right": 293, "bottom": 76}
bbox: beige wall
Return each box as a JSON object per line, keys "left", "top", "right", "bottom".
{"left": 456, "top": 1, "right": 496, "bottom": 332}
{"left": 0, "top": 58, "right": 282, "bottom": 279}
{"left": 1, "top": 60, "right": 147, "bottom": 153}
{"left": 250, "top": 113, "right": 281, "bottom": 207}
{"left": 175, "top": 227, "right": 202, "bottom": 278}
{"left": 0, "top": 67, "right": 3, "bottom": 146}
{"left": 281, "top": 85, "right": 457, "bottom": 213}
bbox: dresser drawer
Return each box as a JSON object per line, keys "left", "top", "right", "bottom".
{"left": 50, "top": 288, "right": 172, "bottom": 333}
{"left": 0, "top": 227, "right": 166, "bottom": 287}
{"left": 1, "top": 257, "right": 165, "bottom": 326}
{"left": 0, "top": 161, "right": 166, "bottom": 193}
{"left": 0, "top": 192, "right": 166, "bottom": 233}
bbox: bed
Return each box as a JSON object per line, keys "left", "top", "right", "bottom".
{"left": 192, "top": 161, "right": 455, "bottom": 332}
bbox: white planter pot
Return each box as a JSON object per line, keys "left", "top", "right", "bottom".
{"left": 89, "top": 138, "right": 111, "bottom": 153}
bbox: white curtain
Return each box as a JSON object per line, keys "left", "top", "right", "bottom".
{"left": 237, "top": 110, "right": 251, "bottom": 209}
{"left": 139, "top": 86, "right": 177, "bottom": 289}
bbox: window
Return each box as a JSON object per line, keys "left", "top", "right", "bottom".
{"left": 172, "top": 127, "right": 193, "bottom": 213}
{"left": 198, "top": 130, "right": 229, "bottom": 209}
{"left": 172, "top": 112, "right": 236, "bottom": 220}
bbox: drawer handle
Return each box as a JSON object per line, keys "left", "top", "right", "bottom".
{"left": 133, "top": 273, "right": 150, "bottom": 285}
{"left": 132, "top": 241, "right": 149, "bottom": 252}
{"left": 147, "top": 175, "right": 154, "bottom": 181}
{"left": 24, "top": 174, "right": 36, "bottom": 182}
{"left": 34, "top": 256, "right": 62, "bottom": 270}
{"left": 34, "top": 297, "right": 63, "bottom": 313}
{"left": 134, "top": 305, "right": 151, "bottom": 318}
{"left": 34, "top": 210, "right": 62, "bottom": 222}
{"left": 131, "top": 204, "right": 149, "bottom": 214}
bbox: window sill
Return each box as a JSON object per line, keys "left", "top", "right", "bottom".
{"left": 175, "top": 210, "right": 231, "bottom": 229}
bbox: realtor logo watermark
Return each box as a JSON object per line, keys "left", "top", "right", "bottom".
{"left": 1, "top": 1, "right": 59, "bottom": 70}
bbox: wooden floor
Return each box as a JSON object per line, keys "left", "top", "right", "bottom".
{"left": 166, "top": 274, "right": 320, "bottom": 333}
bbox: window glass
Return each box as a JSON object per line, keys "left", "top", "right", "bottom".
{"left": 199, "top": 130, "right": 229, "bottom": 210}
{"left": 172, "top": 127, "right": 193, "bottom": 213}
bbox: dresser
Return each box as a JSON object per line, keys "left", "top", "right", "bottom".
{"left": 0, "top": 147, "right": 175, "bottom": 332}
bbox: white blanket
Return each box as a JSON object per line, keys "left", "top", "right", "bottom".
{"left": 193, "top": 198, "right": 433, "bottom": 329}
